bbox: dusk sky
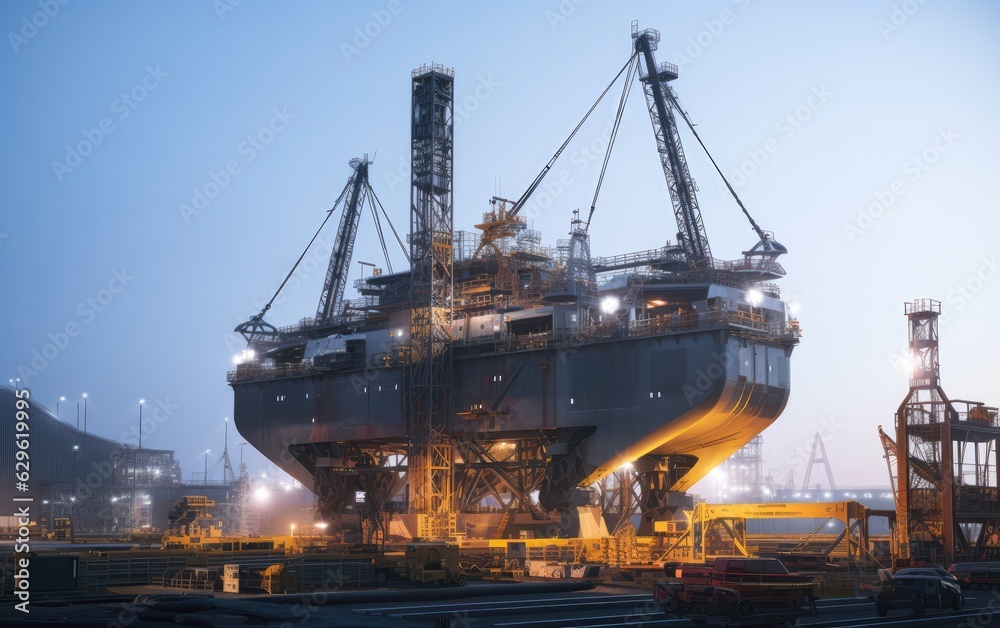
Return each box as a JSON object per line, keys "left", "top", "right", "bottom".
{"left": 2, "top": 1, "right": 998, "bottom": 494}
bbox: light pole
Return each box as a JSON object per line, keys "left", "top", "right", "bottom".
{"left": 82, "top": 393, "right": 88, "bottom": 433}
{"left": 71, "top": 445, "right": 79, "bottom": 542}
{"left": 132, "top": 399, "right": 144, "bottom": 531}
{"left": 224, "top": 417, "right": 229, "bottom": 483}
{"left": 57, "top": 395, "right": 65, "bottom": 417}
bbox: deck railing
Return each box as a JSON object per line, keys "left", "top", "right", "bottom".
{"left": 229, "top": 307, "right": 798, "bottom": 382}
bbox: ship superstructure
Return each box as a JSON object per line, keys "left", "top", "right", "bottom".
{"left": 230, "top": 24, "right": 800, "bottom": 540}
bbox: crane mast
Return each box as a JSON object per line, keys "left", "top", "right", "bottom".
{"left": 316, "top": 156, "right": 371, "bottom": 323}
{"left": 632, "top": 23, "right": 712, "bottom": 270}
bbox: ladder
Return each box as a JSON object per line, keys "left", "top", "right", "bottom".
{"left": 494, "top": 509, "right": 514, "bottom": 540}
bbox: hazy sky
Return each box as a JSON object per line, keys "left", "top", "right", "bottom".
{"left": 2, "top": 1, "right": 998, "bottom": 493}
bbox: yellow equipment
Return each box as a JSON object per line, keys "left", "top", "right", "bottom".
{"left": 655, "top": 500, "right": 880, "bottom": 568}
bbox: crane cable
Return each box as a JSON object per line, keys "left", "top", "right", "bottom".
{"left": 664, "top": 89, "right": 767, "bottom": 241}
{"left": 584, "top": 54, "right": 639, "bottom": 233}
{"left": 367, "top": 184, "right": 410, "bottom": 264}
{"left": 509, "top": 51, "right": 638, "bottom": 219}
{"left": 366, "top": 187, "right": 394, "bottom": 274}
{"left": 254, "top": 181, "right": 353, "bottom": 320}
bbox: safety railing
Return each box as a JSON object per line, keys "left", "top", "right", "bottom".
{"left": 228, "top": 362, "right": 320, "bottom": 383}
{"left": 233, "top": 308, "right": 795, "bottom": 380}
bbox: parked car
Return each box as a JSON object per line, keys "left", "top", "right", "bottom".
{"left": 895, "top": 566, "right": 959, "bottom": 583}
{"left": 950, "top": 562, "right": 1000, "bottom": 589}
{"left": 875, "top": 568, "right": 963, "bottom": 616}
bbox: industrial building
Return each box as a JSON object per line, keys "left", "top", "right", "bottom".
{"left": 0, "top": 386, "right": 232, "bottom": 536}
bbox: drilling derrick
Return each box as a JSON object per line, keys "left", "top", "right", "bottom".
{"left": 632, "top": 23, "right": 712, "bottom": 271}
{"left": 316, "top": 157, "right": 371, "bottom": 323}
{"left": 894, "top": 299, "right": 1000, "bottom": 566}
{"left": 408, "top": 64, "right": 455, "bottom": 539}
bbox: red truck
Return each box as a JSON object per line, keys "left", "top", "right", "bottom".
{"left": 654, "top": 557, "right": 817, "bottom": 624}
{"left": 950, "top": 562, "right": 1000, "bottom": 590}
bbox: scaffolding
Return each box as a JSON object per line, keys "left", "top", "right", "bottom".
{"left": 893, "top": 299, "right": 1000, "bottom": 566}
{"left": 719, "top": 436, "right": 770, "bottom": 502}
{"left": 407, "top": 63, "right": 456, "bottom": 540}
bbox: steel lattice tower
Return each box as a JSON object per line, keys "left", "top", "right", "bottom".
{"left": 408, "top": 64, "right": 455, "bottom": 538}
{"left": 895, "top": 299, "right": 956, "bottom": 565}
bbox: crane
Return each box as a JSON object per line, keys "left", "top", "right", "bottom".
{"left": 235, "top": 154, "right": 407, "bottom": 344}
{"left": 632, "top": 22, "right": 787, "bottom": 279}
{"left": 316, "top": 156, "right": 370, "bottom": 323}
{"left": 471, "top": 24, "right": 783, "bottom": 279}
{"left": 632, "top": 25, "right": 712, "bottom": 270}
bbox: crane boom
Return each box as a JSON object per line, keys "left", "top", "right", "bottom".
{"left": 316, "top": 156, "right": 371, "bottom": 323}
{"left": 632, "top": 24, "right": 712, "bottom": 270}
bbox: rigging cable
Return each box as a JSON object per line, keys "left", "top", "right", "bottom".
{"left": 585, "top": 53, "right": 639, "bottom": 232}
{"left": 367, "top": 184, "right": 410, "bottom": 264}
{"left": 509, "top": 51, "right": 639, "bottom": 218}
{"left": 366, "top": 187, "right": 394, "bottom": 274}
{"left": 664, "top": 90, "right": 767, "bottom": 240}
{"left": 255, "top": 183, "right": 352, "bottom": 319}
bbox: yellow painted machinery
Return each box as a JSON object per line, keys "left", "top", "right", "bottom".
{"left": 655, "top": 500, "right": 884, "bottom": 569}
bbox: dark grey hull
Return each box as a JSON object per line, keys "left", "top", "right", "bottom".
{"left": 232, "top": 326, "right": 791, "bottom": 500}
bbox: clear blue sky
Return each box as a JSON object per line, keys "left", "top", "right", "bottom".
{"left": 2, "top": 1, "right": 998, "bottom": 490}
